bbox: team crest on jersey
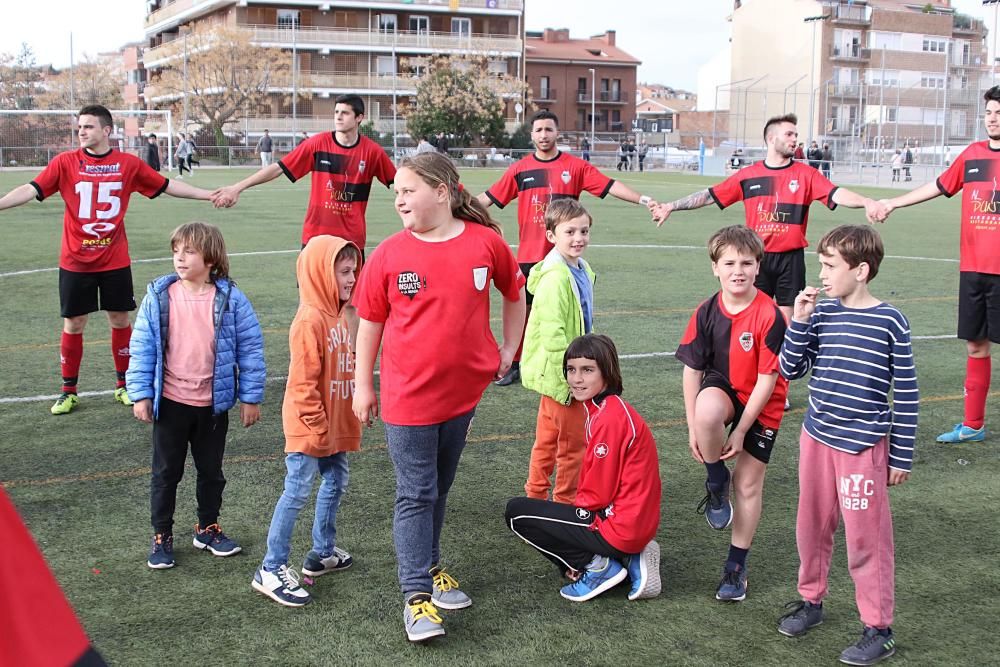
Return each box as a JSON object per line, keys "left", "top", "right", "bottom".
{"left": 472, "top": 266, "right": 488, "bottom": 291}
{"left": 739, "top": 331, "right": 754, "bottom": 352}
{"left": 594, "top": 443, "right": 609, "bottom": 458}
{"left": 575, "top": 508, "right": 591, "bottom": 520}
{"left": 788, "top": 179, "right": 799, "bottom": 193}
{"left": 397, "top": 271, "right": 425, "bottom": 299}
{"left": 358, "top": 159, "right": 366, "bottom": 174}
{"left": 561, "top": 170, "right": 570, "bottom": 184}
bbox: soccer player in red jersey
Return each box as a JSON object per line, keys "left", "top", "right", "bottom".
{"left": 650, "top": 113, "right": 886, "bottom": 323}
{"left": 0, "top": 104, "right": 215, "bottom": 415}
{"left": 676, "top": 226, "right": 788, "bottom": 602}
{"left": 477, "top": 110, "right": 656, "bottom": 386}
{"left": 212, "top": 94, "right": 395, "bottom": 254}
{"left": 879, "top": 86, "right": 1000, "bottom": 444}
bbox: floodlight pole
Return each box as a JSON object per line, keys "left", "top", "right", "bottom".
{"left": 589, "top": 68, "right": 596, "bottom": 147}
{"left": 292, "top": 19, "right": 298, "bottom": 143}
{"left": 988, "top": 0, "right": 1000, "bottom": 85}
{"left": 805, "top": 14, "right": 829, "bottom": 143}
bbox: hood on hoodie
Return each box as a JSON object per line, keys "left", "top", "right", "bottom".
{"left": 297, "top": 235, "right": 360, "bottom": 317}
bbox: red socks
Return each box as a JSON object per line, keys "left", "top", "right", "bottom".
{"left": 60, "top": 332, "right": 84, "bottom": 394}
{"left": 963, "top": 355, "right": 992, "bottom": 430}
{"left": 111, "top": 326, "right": 132, "bottom": 388}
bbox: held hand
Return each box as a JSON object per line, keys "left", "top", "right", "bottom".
{"left": 879, "top": 198, "right": 895, "bottom": 219}
{"left": 496, "top": 344, "right": 516, "bottom": 380}
{"left": 133, "top": 399, "right": 153, "bottom": 424}
{"left": 888, "top": 468, "right": 909, "bottom": 487}
{"left": 352, "top": 386, "right": 379, "bottom": 427}
{"left": 650, "top": 202, "right": 673, "bottom": 227}
{"left": 688, "top": 431, "right": 705, "bottom": 463}
{"left": 211, "top": 186, "right": 240, "bottom": 209}
{"left": 240, "top": 403, "right": 261, "bottom": 427}
{"left": 864, "top": 198, "right": 889, "bottom": 224}
{"left": 792, "top": 286, "right": 822, "bottom": 323}
{"left": 720, "top": 429, "right": 746, "bottom": 461}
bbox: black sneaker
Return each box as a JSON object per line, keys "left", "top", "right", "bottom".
{"left": 839, "top": 627, "right": 896, "bottom": 666}
{"left": 778, "top": 600, "right": 824, "bottom": 637}
{"left": 495, "top": 364, "right": 520, "bottom": 387}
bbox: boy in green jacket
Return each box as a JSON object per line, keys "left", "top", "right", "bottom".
{"left": 521, "top": 199, "right": 596, "bottom": 503}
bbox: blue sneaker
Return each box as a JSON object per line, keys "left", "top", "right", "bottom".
{"left": 936, "top": 423, "right": 985, "bottom": 443}
{"left": 839, "top": 626, "right": 896, "bottom": 666}
{"left": 252, "top": 565, "right": 312, "bottom": 607}
{"left": 560, "top": 556, "right": 628, "bottom": 602}
{"left": 147, "top": 533, "right": 175, "bottom": 569}
{"left": 716, "top": 562, "right": 748, "bottom": 601}
{"left": 193, "top": 523, "right": 242, "bottom": 557}
{"left": 697, "top": 479, "right": 733, "bottom": 530}
{"left": 626, "top": 540, "right": 662, "bottom": 600}
{"left": 302, "top": 546, "right": 353, "bottom": 577}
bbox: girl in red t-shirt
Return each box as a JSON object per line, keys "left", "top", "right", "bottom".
{"left": 505, "top": 334, "right": 662, "bottom": 603}
{"left": 352, "top": 152, "right": 526, "bottom": 643}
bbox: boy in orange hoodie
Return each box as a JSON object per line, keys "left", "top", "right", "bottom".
{"left": 252, "top": 235, "right": 362, "bottom": 607}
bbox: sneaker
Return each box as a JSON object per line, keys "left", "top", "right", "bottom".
{"left": 252, "top": 565, "right": 311, "bottom": 607}
{"left": 559, "top": 556, "right": 628, "bottom": 602}
{"left": 784, "top": 397, "right": 791, "bottom": 411}
{"left": 114, "top": 387, "right": 133, "bottom": 406}
{"left": 715, "top": 562, "right": 748, "bottom": 601}
{"left": 625, "top": 540, "right": 662, "bottom": 600}
{"left": 495, "top": 365, "right": 520, "bottom": 387}
{"left": 430, "top": 565, "right": 472, "bottom": 610}
{"left": 147, "top": 533, "right": 175, "bottom": 569}
{"left": 778, "top": 600, "right": 824, "bottom": 637}
{"left": 193, "top": 523, "right": 242, "bottom": 556}
{"left": 839, "top": 627, "right": 896, "bottom": 666}
{"left": 301, "top": 546, "right": 353, "bottom": 577}
{"left": 50, "top": 392, "right": 79, "bottom": 415}
{"left": 696, "top": 478, "right": 733, "bottom": 530}
{"left": 936, "top": 423, "right": 985, "bottom": 443}
{"left": 404, "top": 593, "right": 445, "bottom": 642}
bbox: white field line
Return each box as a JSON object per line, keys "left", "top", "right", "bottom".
{"left": 0, "top": 245, "right": 959, "bottom": 279}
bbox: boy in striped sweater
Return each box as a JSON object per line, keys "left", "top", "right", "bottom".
{"left": 777, "top": 225, "right": 918, "bottom": 666}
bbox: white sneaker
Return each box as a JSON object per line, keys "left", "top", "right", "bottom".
{"left": 252, "top": 565, "right": 311, "bottom": 607}
{"left": 301, "top": 546, "right": 353, "bottom": 577}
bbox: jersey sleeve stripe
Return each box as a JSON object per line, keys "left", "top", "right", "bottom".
{"left": 708, "top": 187, "right": 725, "bottom": 209}
{"left": 935, "top": 176, "right": 952, "bottom": 197}
{"left": 150, "top": 178, "right": 169, "bottom": 199}
{"left": 598, "top": 179, "right": 614, "bottom": 199}
{"left": 278, "top": 160, "right": 297, "bottom": 183}
{"left": 826, "top": 185, "right": 839, "bottom": 211}
{"left": 29, "top": 181, "right": 44, "bottom": 202}
{"left": 485, "top": 190, "right": 505, "bottom": 208}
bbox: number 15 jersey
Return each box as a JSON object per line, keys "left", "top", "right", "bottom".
{"left": 31, "top": 148, "right": 168, "bottom": 273}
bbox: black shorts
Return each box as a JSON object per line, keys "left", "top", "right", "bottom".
{"left": 59, "top": 267, "right": 136, "bottom": 318}
{"left": 958, "top": 271, "right": 1000, "bottom": 343}
{"left": 520, "top": 262, "right": 538, "bottom": 306}
{"left": 756, "top": 249, "right": 806, "bottom": 307}
{"left": 699, "top": 370, "right": 778, "bottom": 464}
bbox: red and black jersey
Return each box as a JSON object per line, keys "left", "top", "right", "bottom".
{"left": 936, "top": 141, "right": 1000, "bottom": 275}
{"left": 676, "top": 290, "right": 788, "bottom": 429}
{"left": 576, "top": 394, "right": 661, "bottom": 554}
{"left": 709, "top": 160, "right": 837, "bottom": 253}
{"left": 31, "top": 148, "right": 168, "bottom": 273}
{"left": 279, "top": 132, "right": 395, "bottom": 250}
{"left": 485, "top": 151, "right": 613, "bottom": 262}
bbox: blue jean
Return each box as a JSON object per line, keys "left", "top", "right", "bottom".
{"left": 262, "top": 452, "right": 349, "bottom": 571}
{"left": 384, "top": 408, "right": 475, "bottom": 598}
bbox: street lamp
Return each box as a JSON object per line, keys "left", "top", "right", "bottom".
{"left": 804, "top": 13, "right": 830, "bottom": 142}
{"left": 589, "top": 68, "right": 596, "bottom": 147}
{"left": 987, "top": 1, "right": 1000, "bottom": 85}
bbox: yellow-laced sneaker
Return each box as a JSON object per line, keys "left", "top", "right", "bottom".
{"left": 430, "top": 565, "right": 472, "bottom": 609}
{"left": 51, "top": 392, "right": 80, "bottom": 415}
{"left": 114, "top": 387, "right": 134, "bottom": 406}
{"left": 403, "top": 594, "right": 445, "bottom": 642}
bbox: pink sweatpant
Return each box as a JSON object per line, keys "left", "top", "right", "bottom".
{"left": 796, "top": 429, "right": 895, "bottom": 628}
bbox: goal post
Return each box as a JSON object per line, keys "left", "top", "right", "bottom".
{"left": 0, "top": 109, "right": 174, "bottom": 170}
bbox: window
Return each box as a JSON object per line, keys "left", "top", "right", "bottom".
{"left": 487, "top": 60, "right": 507, "bottom": 77}
{"left": 922, "top": 108, "right": 944, "bottom": 125}
{"left": 867, "top": 31, "right": 900, "bottom": 51}
{"left": 868, "top": 70, "right": 899, "bottom": 87}
{"left": 376, "top": 56, "right": 396, "bottom": 77}
{"left": 277, "top": 9, "right": 300, "bottom": 28}
{"left": 835, "top": 67, "right": 859, "bottom": 85}
{"left": 578, "top": 77, "right": 587, "bottom": 94}
{"left": 952, "top": 109, "right": 968, "bottom": 135}
{"left": 451, "top": 17, "right": 471, "bottom": 39}
{"left": 920, "top": 73, "right": 945, "bottom": 89}
{"left": 886, "top": 107, "right": 897, "bottom": 122}
{"left": 539, "top": 76, "right": 551, "bottom": 98}
{"left": 379, "top": 14, "right": 397, "bottom": 34}
{"left": 611, "top": 79, "right": 621, "bottom": 102}
{"left": 922, "top": 37, "right": 947, "bottom": 53}
{"left": 611, "top": 110, "right": 621, "bottom": 127}
{"left": 409, "top": 15, "right": 429, "bottom": 34}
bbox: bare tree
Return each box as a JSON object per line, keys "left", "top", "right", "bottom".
{"left": 37, "top": 55, "right": 124, "bottom": 109}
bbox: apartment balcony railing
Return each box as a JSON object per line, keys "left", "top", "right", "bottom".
{"left": 831, "top": 3, "right": 871, "bottom": 24}
{"left": 302, "top": 71, "right": 418, "bottom": 94}
{"left": 828, "top": 83, "right": 861, "bottom": 98}
{"left": 830, "top": 44, "right": 870, "bottom": 60}
{"left": 145, "top": 25, "right": 522, "bottom": 66}
{"left": 534, "top": 88, "right": 556, "bottom": 102}
{"left": 575, "top": 90, "right": 630, "bottom": 104}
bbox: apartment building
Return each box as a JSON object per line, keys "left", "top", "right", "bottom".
{"left": 142, "top": 0, "right": 525, "bottom": 140}
{"left": 726, "top": 0, "right": 988, "bottom": 154}
{"left": 525, "top": 28, "right": 639, "bottom": 135}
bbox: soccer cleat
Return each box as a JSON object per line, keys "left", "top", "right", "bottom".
{"left": 430, "top": 565, "right": 472, "bottom": 610}
{"left": 495, "top": 365, "right": 520, "bottom": 387}
{"left": 936, "top": 423, "right": 985, "bottom": 443}
{"left": 301, "top": 546, "right": 353, "bottom": 577}
{"left": 839, "top": 627, "right": 896, "bottom": 666}
{"left": 114, "top": 387, "right": 134, "bottom": 406}
{"left": 193, "top": 523, "right": 242, "bottom": 556}
{"left": 252, "top": 565, "right": 311, "bottom": 607}
{"left": 696, "top": 478, "right": 733, "bottom": 530}
{"left": 51, "top": 393, "right": 80, "bottom": 415}
{"left": 147, "top": 533, "right": 175, "bottom": 569}
{"left": 626, "top": 539, "right": 662, "bottom": 600}
{"left": 778, "top": 600, "right": 825, "bottom": 637}
{"left": 404, "top": 593, "right": 445, "bottom": 642}
{"left": 559, "top": 556, "right": 628, "bottom": 602}
{"left": 715, "top": 562, "right": 748, "bottom": 601}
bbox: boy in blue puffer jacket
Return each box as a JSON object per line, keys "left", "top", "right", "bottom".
{"left": 127, "top": 222, "right": 265, "bottom": 569}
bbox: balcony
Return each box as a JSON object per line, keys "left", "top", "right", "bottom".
{"left": 828, "top": 83, "right": 861, "bottom": 98}
{"left": 575, "top": 90, "right": 630, "bottom": 104}
{"left": 830, "top": 44, "right": 870, "bottom": 61}
{"left": 302, "top": 71, "right": 418, "bottom": 95}
{"left": 145, "top": 25, "right": 523, "bottom": 67}
{"left": 534, "top": 88, "right": 557, "bottom": 102}
{"left": 831, "top": 3, "right": 871, "bottom": 25}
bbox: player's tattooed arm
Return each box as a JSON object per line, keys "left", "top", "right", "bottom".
{"left": 649, "top": 189, "right": 712, "bottom": 227}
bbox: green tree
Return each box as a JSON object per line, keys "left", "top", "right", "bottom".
{"left": 0, "top": 43, "right": 44, "bottom": 110}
